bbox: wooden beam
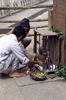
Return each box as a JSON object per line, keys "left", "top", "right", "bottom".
{"left": 0, "top": 28, "right": 12, "bottom": 34}
{"left": 31, "top": 25, "right": 48, "bottom": 29}
{"left": 0, "top": 25, "right": 48, "bottom": 30}
{"left": 0, "top": 27, "right": 13, "bottom": 30}
{"left": 0, "top": 18, "right": 48, "bottom": 23}
{"left": 30, "top": 18, "right": 48, "bottom": 22}
{"left": 0, "top": 4, "right": 53, "bottom": 10}
{"left": 0, "top": 25, "right": 48, "bottom": 34}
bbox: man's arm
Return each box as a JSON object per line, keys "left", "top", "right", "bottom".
{"left": 11, "top": 41, "right": 29, "bottom": 65}
{"left": 27, "top": 60, "right": 43, "bottom": 66}
{"left": 19, "top": 42, "right": 43, "bottom": 61}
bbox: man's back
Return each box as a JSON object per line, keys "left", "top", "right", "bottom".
{"left": 0, "top": 34, "right": 29, "bottom": 65}
{"left": 0, "top": 34, "right": 18, "bottom": 62}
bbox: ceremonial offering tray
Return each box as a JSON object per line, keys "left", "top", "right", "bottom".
{"left": 29, "top": 66, "right": 47, "bottom": 81}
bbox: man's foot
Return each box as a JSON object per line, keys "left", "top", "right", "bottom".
{"left": 1, "top": 73, "right": 9, "bottom": 77}
{"left": 9, "top": 71, "right": 29, "bottom": 78}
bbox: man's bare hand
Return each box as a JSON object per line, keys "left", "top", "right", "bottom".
{"left": 36, "top": 54, "right": 43, "bottom": 60}
{"left": 37, "top": 61, "right": 43, "bottom": 66}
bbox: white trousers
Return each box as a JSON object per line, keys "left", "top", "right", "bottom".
{"left": 0, "top": 53, "right": 24, "bottom": 74}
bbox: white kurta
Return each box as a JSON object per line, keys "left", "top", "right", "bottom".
{"left": 0, "top": 34, "right": 29, "bottom": 73}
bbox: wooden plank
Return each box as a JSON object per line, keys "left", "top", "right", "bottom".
{"left": 0, "top": 25, "right": 48, "bottom": 35}
{"left": 0, "top": 18, "right": 48, "bottom": 23}
{"left": 34, "top": 29, "right": 58, "bottom": 36}
{"left": 48, "top": 36, "right": 60, "bottom": 65}
{"left": 0, "top": 28, "right": 12, "bottom": 34}
{"left": 0, "top": 4, "right": 53, "bottom": 10}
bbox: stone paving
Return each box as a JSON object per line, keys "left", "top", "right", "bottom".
{"left": 0, "top": 74, "right": 66, "bottom": 100}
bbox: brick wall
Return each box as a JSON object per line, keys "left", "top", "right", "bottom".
{"left": 53, "top": 0, "right": 66, "bottom": 33}
{"left": 48, "top": 0, "right": 66, "bottom": 63}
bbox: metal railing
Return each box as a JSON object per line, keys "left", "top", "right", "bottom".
{"left": 0, "top": 0, "right": 46, "bottom": 18}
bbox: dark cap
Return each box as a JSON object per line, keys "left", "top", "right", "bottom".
{"left": 20, "top": 18, "right": 30, "bottom": 28}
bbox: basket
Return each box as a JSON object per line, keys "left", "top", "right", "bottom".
{"left": 29, "top": 67, "right": 47, "bottom": 81}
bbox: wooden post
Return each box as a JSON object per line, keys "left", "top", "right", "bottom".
{"left": 34, "top": 30, "right": 37, "bottom": 53}
{"left": 48, "top": 9, "right": 53, "bottom": 29}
